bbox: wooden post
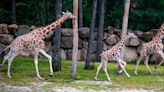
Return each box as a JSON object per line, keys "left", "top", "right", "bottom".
{"left": 119, "top": 0, "right": 131, "bottom": 72}
{"left": 72, "top": 0, "right": 78, "bottom": 77}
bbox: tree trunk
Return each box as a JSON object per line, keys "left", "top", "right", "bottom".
{"left": 11, "top": 0, "right": 16, "bottom": 23}
{"left": 78, "top": 0, "right": 83, "bottom": 28}
{"left": 35, "top": 0, "right": 43, "bottom": 25}
{"left": 51, "top": 0, "right": 62, "bottom": 72}
{"left": 45, "top": 0, "right": 48, "bottom": 24}
{"left": 119, "top": 0, "right": 131, "bottom": 72}
{"left": 72, "top": 0, "right": 78, "bottom": 78}
{"left": 85, "top": 0, "right": 98, "bottom": 69}
{"left": 96, "top": 0, "right": 106, "bottom": 62}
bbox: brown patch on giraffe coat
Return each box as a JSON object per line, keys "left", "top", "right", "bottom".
{"left": 51, "top": 25, "right": 55, "bottom": 28}
{"left": 47, "top": 27, "right": 50, "bottom": 30}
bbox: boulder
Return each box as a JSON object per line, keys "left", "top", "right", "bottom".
{"left": 15, "top": 25, "right": 31, "bottom": 36}
{"left": 0, "top": 43, "right": 7, "bottom": 54}
{"left": 66, "top": 49, "right": 81, "bottom": 60}
{"left": 61, "top": 49, "right": 67, "bottom": 60}
{"left": 61, "top": 37, "right": 82, "bottom": 49}
{"left": 126, "top": 38, "right": 140, "bottom": 47}
{"left": 82, "top": 41, "right": 88, "bottom": 49}
{"left": 129, "top": 38, "right": 140, "bottom": 46}
{"left": 79, "top": 27, "right": 89, "bottom": 39}
{"left": 133, "top": 30, "right": 143, "bottom": 39}
{"left": 0, "top": 23, "right": 9, "bottom": 34}
{"left": 103, "top": 43, "right": 108, "bottom": 51}
{"left": 8, "top": 24, "right": 18, "bottom": 33}
{"left": 107, "top": 45, "right": 112, "bottom": 50}
{"left": 61, "top": 37, "right": 73, "bottom": 49}
{"left": 0, "top": 34, "right": 14, "bottom": 45}
{"left": 105, "top": 34, "right": 119, "bottom": 45}
{"left": 124, "top": 47, "right": 138, "bottom": 62}
{"left": 103, "top": 32, "right": 108, "bottom": 40}
{"left": 31, "top": 26, "right": 36, "bottom": 30}
{"left": 61, "top": 28, "right": 73, "bottom": 37}
{"left": 45, "top": 41, "right": 52, "bottom": 52}
{"left": 107, "top": 26, "right": 116, "bottom": 34}
{"left": 81, "top": 49, "right": 87, "bottom": 60}
{"left": 141, "top": 32, "right": 154, "bottom": 42}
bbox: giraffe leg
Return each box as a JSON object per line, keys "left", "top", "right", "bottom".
{"left": 102, "top": 61, "right": 111, "bottom": 81}
{"left": 1, "top": 56, "right": 8, "bottom": 65}
{"left": 38, "top": 49, "right": 53, "bottom": 76}
{"left": 118, "top": 59, "right": 130, "bottom": 78}
{"left": 95, "top": 63, "right": 102, "bottom": 80}
{"left": 117, "top": 61, "right": 127, "bottom": 74}
{"left": 7, "top": 55, "right": 16, "bottom": 79}
{"left": 144, "top": 55, "right": 152, "bottom": 75}
{"left": 155, "top": 51, "right": 164, "bottom": 68}
{"left": 1, "top": 49, "right": 12, "bottom": 66}
{"left": 33, "top": 50, "right": 43, "bottom": 79}
{"left": 34, "top": 53, "right": 42, "bottom": 79}
{"left": 135, "top": 55, "right": 143, "bottom": 75}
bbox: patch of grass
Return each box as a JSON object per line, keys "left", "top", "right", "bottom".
{"left": 0, "top": 56, "right": 164, "bottom": 90}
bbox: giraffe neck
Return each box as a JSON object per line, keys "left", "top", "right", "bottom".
{"left": 152, "top": 29, "right": 163, "bottom": 43}
{"left": 115, "top": 36, "right": 131, "bottom": 51}
{"left": 34, "top": 15, "right": 68, "bottom": 39}
{"left": 118, "top": 36, "right": 129, "bottom": 46}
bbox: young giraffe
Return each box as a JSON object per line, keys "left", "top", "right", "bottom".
{"left": 0, "top": 11, "right": 75, "bottom": 79}
{"left": 95, "top": 33, "right": 138, "bottom": 81}
{"left": 135, "top": 23, "right": 164, "bottom": 75}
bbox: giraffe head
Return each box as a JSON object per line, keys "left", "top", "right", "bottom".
{"left": 62, "top": 10, "right": 76, "bottom": 19}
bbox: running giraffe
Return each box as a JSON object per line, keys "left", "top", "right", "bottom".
{"left": 95, "top": 33, "right": 138, "bottom": 81}
{"left": 135, "top": 23, "right": 164, "bottom": 75}
{"left": 0, "top": 11, "right": 75, "bottom": 79}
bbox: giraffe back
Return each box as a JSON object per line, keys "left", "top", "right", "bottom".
{"left": 9, "top": 32, "right": 45, "bottom": 56}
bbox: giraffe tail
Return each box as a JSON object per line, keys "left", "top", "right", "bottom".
{"left": 0, "top": 46, "right": 11, "bottom": 65}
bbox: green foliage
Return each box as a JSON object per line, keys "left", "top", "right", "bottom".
{"left": 0, "top": 0, "right": 163, "bottom": 30}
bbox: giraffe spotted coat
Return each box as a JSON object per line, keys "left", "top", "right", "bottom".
{"left": 0, "top": 11, "right": 75, "bottom": 79}
{"left": 95, "top": 33, "right": 138, "bottom": 81}
{"left": 135, "top": 23, "right": 164, "bottom": 75}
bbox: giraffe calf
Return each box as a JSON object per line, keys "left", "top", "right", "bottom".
{"left": 135, "top": 23, "right": 164, "bottom": 75}
{"left": 95, "top": 33, "right": 138, "bottom": 81}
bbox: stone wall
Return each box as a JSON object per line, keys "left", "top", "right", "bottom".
{"left": 0, "top": 24, "right": 159, "bottom": 62}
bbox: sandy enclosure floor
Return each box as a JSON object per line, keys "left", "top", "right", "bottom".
{"left": 0, "top": 80, "right": 162, "bottom": 92}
